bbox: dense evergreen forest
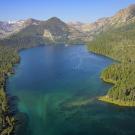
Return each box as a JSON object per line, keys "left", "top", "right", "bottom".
{"left": 0, "top": 45, "right": 19, "bottom": 134}
{"left": 88, "top": 23, "right": 135, "bottom": 106}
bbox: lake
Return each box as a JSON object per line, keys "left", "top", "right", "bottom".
{"left": 7, "top": 45, "right": 135, "bottom": 135}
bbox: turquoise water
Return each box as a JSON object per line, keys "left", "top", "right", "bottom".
{"left": 7, "top": 45, "right": 135, "bottom": 135}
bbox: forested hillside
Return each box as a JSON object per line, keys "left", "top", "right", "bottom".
{"left": 0, "top": 45, "right": 19, "bottom": 134}
{"left": 88, "top": 22, "right": 135, "bottom": 106}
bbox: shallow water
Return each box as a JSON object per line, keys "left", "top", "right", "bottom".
{"left": 7, "top": 45, "right": 135, "bottom": 135}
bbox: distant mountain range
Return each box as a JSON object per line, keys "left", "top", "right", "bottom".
{"left": 0, "top": 17, "right": 87, "bottom": 44}
{"left": 0, "top": 4, "right": 135, "bottom": 44}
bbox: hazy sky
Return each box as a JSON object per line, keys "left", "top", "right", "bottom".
{"left": 1, "top": 0, "right": 135, "bottom": 22}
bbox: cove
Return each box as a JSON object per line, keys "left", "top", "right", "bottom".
{"left": 7, "top": 45, "right": 135, "bottom": 135}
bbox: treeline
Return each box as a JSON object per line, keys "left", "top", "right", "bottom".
{"left": 88, "top": 22, "right": 135, "bottom": 105}
{"left": 0, "top": 45, "right": 19, "bottom": 134}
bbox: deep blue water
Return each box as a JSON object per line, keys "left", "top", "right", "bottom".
{"left": 7, "top": 45, "right": 135, "bottom": 135}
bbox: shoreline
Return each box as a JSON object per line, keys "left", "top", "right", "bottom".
{"left": 98, "top": 65, "right": 135, "bottom": 107}
{"left": 0, "top": 57, "right": 20, "bottom": 135}
{"left": 98, "top": 96, "right": 135, "bottom": 107}
{"left": 0, "top": 77, "right": 15, "bottom": 135}
{"left": 88, "top": 47, "right": 135, "bottom": 107}
{"left": 99, "top": 65, "right": 135, "bottom": 107}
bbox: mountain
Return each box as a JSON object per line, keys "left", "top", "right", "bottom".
{"left": 70, "top": 4, "right": 135, "bottom": 36}
{"left": 0, "top": 18, "right": 41, "bottom": 39}
{"left": 68, "top": 21, "right": 84, "bottom": 31}
{"left": 1, "top": 4, "right": 135, "bottom": 46}
{"left": 69, "top": 5, "right": 135, "bottom": 40}
{"left": 42, "top": 17, "right": 70, "bottom": 41}
{"left": 0, "top": 21, "right": 22, "bottom": 38}
{"left": 0, "top": 17, "right": 89, "bottom": 47}
{"left": 110, "top": 4, "right": 135, "bottom": 24}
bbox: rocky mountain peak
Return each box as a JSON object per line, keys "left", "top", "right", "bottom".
{"left": 24, "top": 18, "right": 41, "bottom": 25}
{"left": 45, "top": 17, "right": 69, "bottom": 34}
{"left": 127, "top": 4, "right": 135, "bottom": 13}
{"left": 46, "top": 17, "right": 64, "bottom": 23}
{"left": 112, "top": 4, "right": 135, "bottom": 22}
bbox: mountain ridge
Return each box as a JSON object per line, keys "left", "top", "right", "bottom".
{"left": 1, "top": 4, "right": 135, "bottom": 43}
{"left": 1, "top": 4, "right": 135, "bottom": 45}
{"left": 87, "top": 4, "right": 135, "bottom": 106}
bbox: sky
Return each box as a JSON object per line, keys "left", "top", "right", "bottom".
{"left": 1, "top": 0, "right": 135, "bottom": 23}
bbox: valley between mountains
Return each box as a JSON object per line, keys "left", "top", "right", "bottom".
{"left": 1, "top": 3, "right": 135, "bottom": 135}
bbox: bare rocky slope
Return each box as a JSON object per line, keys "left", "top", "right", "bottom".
{"left": 69, "top": 4, "right": 135, "bottom": 37}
